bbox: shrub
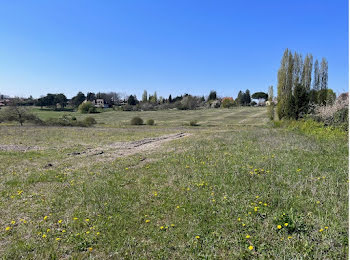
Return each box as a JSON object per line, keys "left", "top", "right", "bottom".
{"left": 130, "top": 117, "right": 143, "bottom": 125}
{"left": 221, "top": 97, "right": 235, "bottom": 108}
{"left": 146, "top": 119, "right": 155, "bottom": 125}
{"left": 189, "top": 120, "right": 199, "bottom": 126}
{"left": 312, "top": 96, "right": 349, "bottom": 129}
{"left": 267, "top": 104, "right": 275, "bottom": 120}
{"left": 0, "top": 103, "right": 41, "bottom": 126}
{"left": 78, "top": 102, "right": 97, "bottom": 114}
{"left": 84, "top": 116, "right": 97, "bottom": 126}
{"left": 45, "top": 115, "right": 94, "bottom": 127}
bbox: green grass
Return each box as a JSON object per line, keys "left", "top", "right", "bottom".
{"left": 0, "top": 107, "right": 347, "bottom": 259}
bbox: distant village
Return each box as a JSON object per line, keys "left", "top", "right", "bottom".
{"left": 0, "top": 90, "right": 276, "bottom": 111}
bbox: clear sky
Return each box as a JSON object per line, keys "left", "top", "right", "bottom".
{"left": 0, "top": 0, "right": 348, "bottom": 99}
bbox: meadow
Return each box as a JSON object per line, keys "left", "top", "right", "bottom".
{"left": 0, "top": 107, "right": 348, "bottom": 259}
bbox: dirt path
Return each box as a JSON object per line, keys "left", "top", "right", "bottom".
{"left": 67, "top": 132, "right": 190, "bottom": 160}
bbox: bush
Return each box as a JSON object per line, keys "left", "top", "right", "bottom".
{"left": 130, "top": 117, "right": 143, "bottom": 125}
{"left": 273, "top": 119, "right": 347, "bottom": 139}
{"left": 189, "top": 120, "right": 199, "bottom": 126}
{"left": 78, "top": 102, "right": 97, "bottom": 114}
{"left": 222, "top": 97, "right": 235, "bottom": 108}
{"left": 313, "top": 96, "right": 348, "bottom": 129}
{"left": 267, "top": 104, "right": 275, "bottom": 120}
{"left": 146, "top": 119, "right": 155, "bottom": 125}
{"left": 84, "top": 116, "right": 97, "bottom": 126}
{"left": 0, "top": 104, "right": 41, "bottom": 126}
{"left": 45, "top": 115, "right": 94, "bottom": 127}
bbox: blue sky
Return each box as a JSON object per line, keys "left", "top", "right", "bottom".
{"left": 0, "top": 0, "right": 348, "bottom": 99}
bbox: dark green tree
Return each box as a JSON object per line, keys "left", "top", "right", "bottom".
{"left": 208, "top": 91, "right": 217, "bottom": 101}
{"left": 243, "top": 89, "right": 251, "bottom": 105}
{"left": 71, "top": 92, "right": 86, "bottom": 107}
{"left": 236, "top": 91, "right": 243, "bottom": 106}
{"left": 86, "top": 92, "right": 96, "bottom": 101}
{"left": 293, "top": 83, "right": 309, "bottom": 119}
{"left": 54, "top": 94, "right": 67, "bottom": 108}
{"left": 252, "top": 92, "right": 268, "bottom": 100}
{"left": 127, "top": 95, "right": 138, "bottom": 105}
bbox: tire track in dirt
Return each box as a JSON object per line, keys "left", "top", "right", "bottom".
{"left": 67, "top": 132, "right": 191, "bottom": 160}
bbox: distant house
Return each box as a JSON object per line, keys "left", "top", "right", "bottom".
{"left": 84, "top": 99, "right": 109, "bottom": 108}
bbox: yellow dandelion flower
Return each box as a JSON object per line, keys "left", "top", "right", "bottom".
{"left": 73, "top": 217, "right": 78, "bottom": 220}
{"left": 88, "top": 247, "right": 93, "bottom": 251}
{"left": 58, "top": 219, "right": 63, "bottom": 224}
{"left": 56, "top": 237, "right": 61, "bottom": 241}
{"left": 316, "top": 201, "right": 320, "bottom": 204}
{"left": 254, "top": 207, "right": 258, "bottom": 212}
{"left": 287, "top": 236, "right": 292, "bottom": 239}
{"left": 246, "top": 235, "right": 251, "bottom": 239}
{"left": 145, "top": 219, "right": 150, "bottom": 223}
{"left": 258, "top": 201, "right": 262, "bottom": 204}
{"left": 125, "top": 168, "right": 128, "bottom": 170}
{"left": 85, "top": 219, "right": 90, "bottom": 222}
{"left": 10, "top": 220, "right": 16, "bottom": 225}
{"left": 160, "top": 226, "right": 164, "bottom": 230}
{"left": 47, "top": 228, "right": 51, "bottom": 232}
{"left": 242, "top": 223, "right": 246, "bottom": 227}
{"left": 42, "top": 234, "right": 47, "bottom": 238}
{"left": 284, "top": 223, "right": 288, "bottom": 227}
{"left": 255, "top": 195, "right": 259, "bottom": 198}
{"left": 264, "top": 203, "right": 268, "bottom": 206}
{"left": 171, "top": 224, "right": 175, "bottom": 227}
{"left": 195, "top": 235, "right": 200, "bottom": 239}
{"left": 248, "top": 245, "right": 254, "bottom": 250}
{"left": 5, "top": 226, "right": 11, "bottom": 231}
{"left": 86, "top": 231, "right": 90, "bottom": 234}
{"left": 237, "top": 218, "right": 241, "bottom": 222}
{"left": 62, "top": 230, "right": 66, "bottom": 233}
{"left": 96, "top": 232, "right": 100, "bottom": 235}
{"left": 43, "top": 216, "right": 48, "bottom": 220}
{"left": 324, "top": 226, "right": 328, "bottom": 229}
{"left": 277, "top": 225, "right": 282, "bottom": 229}
{"left": 176, "top": 205, "right": 180, "bottom": 209}
{"left": 319, "top": 228, "right": 324, "bottom": 232}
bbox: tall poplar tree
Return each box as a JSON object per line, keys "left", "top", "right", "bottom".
{"left": 142, "top": 90, "right": 148, "bottom": 102}
{"left": 313, "top": 59, "right": 320, "bottom": 90}
{"left": 301, "top": 54, "right": 313, "bottom": 91}
{"left": 319, "top": 58, "right": 329, "bottom": 104}
{"left": 277, "top": 49, "right": 295, "bottom": 119}
{"left": 320, "top": 58, "right": 328, "bottom": 90}
{"left": 293, "top": 52, "right": 303, "bottom": 88}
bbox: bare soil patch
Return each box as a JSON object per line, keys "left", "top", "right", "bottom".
{"left": 68, "top": 132, "right": 190, "bottom": 160}
{"left": 0, "top": 145, "right": 41, "bottom": 152}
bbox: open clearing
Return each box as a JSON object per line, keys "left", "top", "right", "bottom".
{"left": 0, "top": 107, "right": 348, "bottom": 259}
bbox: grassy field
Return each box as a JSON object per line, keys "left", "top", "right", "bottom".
{"left": 0, "top": 107, "right": 348, "bottom": 259}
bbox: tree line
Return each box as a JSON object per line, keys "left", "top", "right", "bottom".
{"left": 276, "top": 48, "right": 335, "bottom": 120}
